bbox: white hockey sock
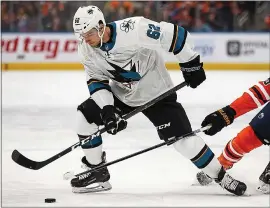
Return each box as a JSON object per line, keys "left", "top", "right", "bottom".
{"left": 173, "top": 135, "right": 221, "bottom": 178}
{"left": 82, "top": 144, "right": 103, "bottom": 165}
{"left": 76, "top": 110, "right": 103, "bottom": 165}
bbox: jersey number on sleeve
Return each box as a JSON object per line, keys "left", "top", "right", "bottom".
{"left": 146, "top": 24, "right": 160, "bottom": 40}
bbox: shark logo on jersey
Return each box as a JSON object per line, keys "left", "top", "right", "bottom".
{"left": 106, "top": 60, "right": 141, "bottom": 88}
{"left": 120, "top": 19, "right": 135, "bottom": 33}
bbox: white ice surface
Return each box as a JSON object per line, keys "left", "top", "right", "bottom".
{"left": 2, "top": 70, "right": 270, "bottom": 207}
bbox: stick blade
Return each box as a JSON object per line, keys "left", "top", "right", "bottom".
{"left": 11, "top": 150, "right": 42, "bottom": 170}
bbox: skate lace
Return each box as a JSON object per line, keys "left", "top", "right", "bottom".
{"left": 78, "top": 172, "right": 92, "bottom": 180}
{"left": 220, "top": 174, "right": 238, "bottom": 191}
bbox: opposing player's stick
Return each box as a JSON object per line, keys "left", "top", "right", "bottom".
{"left": 63, "top": 125, "right": 212, "bottom": 180}
{"left": 12, "top": 81, "right": 187, "bottom": 170}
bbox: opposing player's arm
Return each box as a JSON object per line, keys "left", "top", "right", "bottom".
{"left": 137, "top": 17, "right": 205, "bottom": 88}
{"left": 201, "top": 78, "right": 270, "bottom": 136}
{"left": 230, "top": 78, "right": 270, "bottom": 118}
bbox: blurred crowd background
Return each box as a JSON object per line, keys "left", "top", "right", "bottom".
{"left": 1, "top": 1, "right": 270, "bottom": 33}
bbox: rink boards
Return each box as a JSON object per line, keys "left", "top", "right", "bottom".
{"left": 2, "top": 62, "right": 269, "bottom": 71}
{"left": 2, "top": 33, "right": 270, "bottom": 70}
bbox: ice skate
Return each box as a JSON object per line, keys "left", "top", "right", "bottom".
{"left": 71, "top": 152, "right": 112, "bottom": 193}
{"left": 196, "top": 164, "right": 233, "bottom": 186}
{"left": 196, "top": 171, "right": 213, "bottom": 186}
{"left": 215, "top": 167, "right": 247, "bottom": 196}
{"left": 257, "top": 162, "right": 270, "bottom": 194}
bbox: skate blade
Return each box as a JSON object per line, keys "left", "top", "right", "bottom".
{"left": 243, "top": 189, "right": 267, "bottom": 197}
{"left": 191, "top": 181, "right": 214, "bottom": 186}
{"left": 72, "top": 182, "right": 112, "bottom": 193}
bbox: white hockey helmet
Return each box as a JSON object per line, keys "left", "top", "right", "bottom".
{"left": 73, "top": 5, "right": 106, "bottom": 43}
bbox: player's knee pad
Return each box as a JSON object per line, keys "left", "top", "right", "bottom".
{"left": 173, "top": 135, "right": 215, "bottom": 169}
{"left": 77, "top": 98, "right": 103, "bottom": 125}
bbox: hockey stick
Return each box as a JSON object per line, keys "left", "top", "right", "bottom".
{"left": 64, "top": 125, "right": 212, "bottom": 180}
{"left": 12, "top": 81, "right": 187, "bottom": 170}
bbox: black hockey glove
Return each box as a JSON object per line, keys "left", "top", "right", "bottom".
{"left": 180, "top": 55, "right": 206, "bottom": 88}
{"left": 201, "top": 105, "right": 236, "bottom": 136}
{"left": 100, "top": 105, "right": 127, "bottom": 135}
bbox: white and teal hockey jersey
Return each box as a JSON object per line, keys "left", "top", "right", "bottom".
{"left": 77, "top": 16, "right": 198, "bottom": 108}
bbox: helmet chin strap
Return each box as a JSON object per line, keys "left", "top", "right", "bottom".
{"left": 97, "top": 26, "right": 105, "bottom": 48}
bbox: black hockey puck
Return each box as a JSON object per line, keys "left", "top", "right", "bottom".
{"left": 45, "top": 198, "right": 56, "bottom": 203}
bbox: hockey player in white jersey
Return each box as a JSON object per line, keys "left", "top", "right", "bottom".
{"left": 71, "top": 5, "right": 247, "bottom": 196}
